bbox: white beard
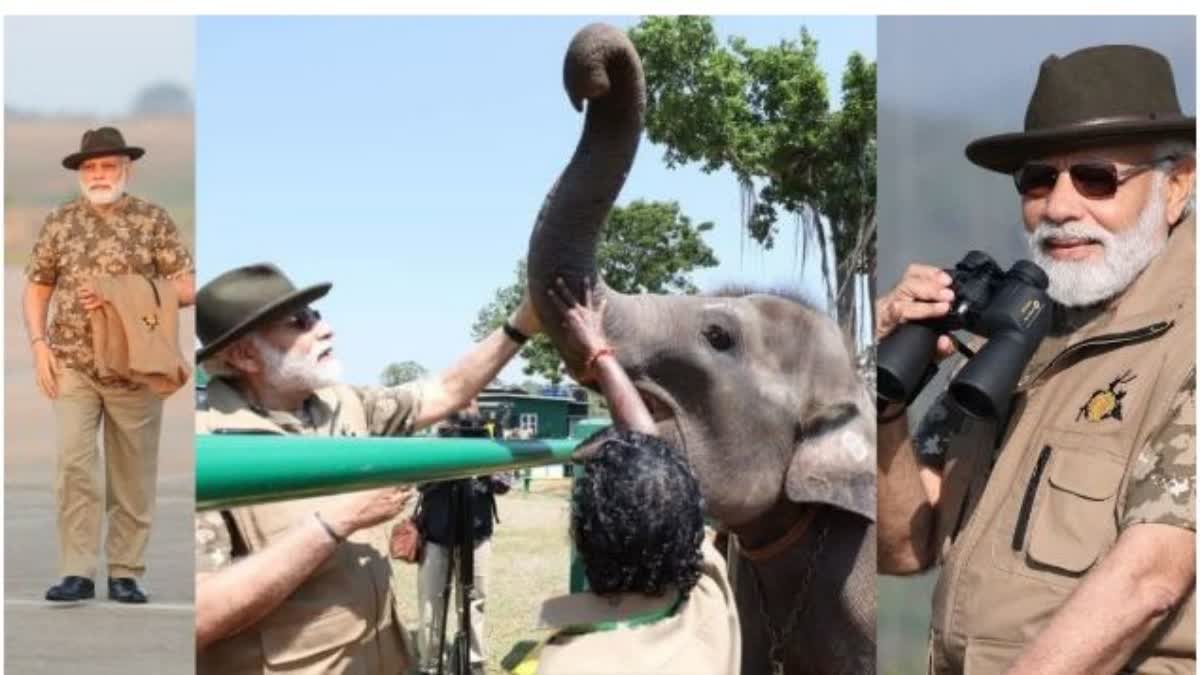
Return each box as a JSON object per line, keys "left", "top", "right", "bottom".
{"left": 79, "top": 171, "right": 127, "bottom": 206}
{"left": 1026, "top": 173, "right": 1169, "bottom": 307}
{"left": 251, "top": 334, "right": 344, "bottom": 395}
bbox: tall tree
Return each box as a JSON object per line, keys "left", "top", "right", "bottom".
{"left": 474, "top": 200, "right": 717, "bottom": 383}
{"left": 628, "top": 17, "right": 876, "bottom": 361}
{"left": 380, "top": 360, "right": 427, "bottom": 387}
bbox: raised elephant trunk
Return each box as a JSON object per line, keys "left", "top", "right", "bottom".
{"left": 527, "top": 23, "right": 645, "bottom": 370}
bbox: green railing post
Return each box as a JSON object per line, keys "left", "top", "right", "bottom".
{"left": 196, "top": 417, "right": 614, "bottom": 595}
{"left": 195, "top": 435, "right": 579, "bottom": 510}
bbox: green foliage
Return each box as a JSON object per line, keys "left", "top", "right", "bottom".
{"left": 473, "top": 200, "right": 718, "bottom": 383}
{"left": 628, "top": 16, "right": 877, "bottom": 302}
{"left": 380, "top": 360, "right": 427, "bottom": 386}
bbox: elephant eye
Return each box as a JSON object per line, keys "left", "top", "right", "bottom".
{"left": 702, "top": 324, "right": 733, "bottom": 351}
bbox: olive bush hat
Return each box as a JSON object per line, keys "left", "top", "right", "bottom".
{"left": 195, "top": 263, "right": 331, "bottom": 361}
{"left": 966, "top": 45, "right": 1195, "bottom": 173}
{"left": 62, "top": 126, "right": 145, "bottom": 170}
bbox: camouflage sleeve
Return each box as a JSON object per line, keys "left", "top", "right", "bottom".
{"left": 25, "top": 211, "right": 61, "bottom": 285}
{"left": 911, "top": 390, "right": 971, "bottom": 470}
{"left": 352, "top": 381, "right": 425, "bottom": 437}
{"left": 151, "top": 207, "right": 194, "bottom": 279}
{"left": 195, "top": 511, "right": 235, "bottom": 575}
{"left": 1121, "top": 366, "right": 1196, "bottom": 532}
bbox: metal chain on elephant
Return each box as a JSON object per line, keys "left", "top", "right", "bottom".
{"left": 747, "top": 516, "right": 830, "bottom": 675}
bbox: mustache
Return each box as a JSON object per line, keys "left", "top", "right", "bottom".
{"left": 308, "top": 340, "right": 335, "bottom": 361}
{"left": 1029, "top": 221, "right": 1114, "bottom": 248}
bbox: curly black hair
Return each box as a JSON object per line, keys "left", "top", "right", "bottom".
{"left": 570, "top": 431, "right": 705, "bottom": 599}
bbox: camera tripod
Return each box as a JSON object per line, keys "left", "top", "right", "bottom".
{"left": 434, "top": 479, "right": 478, "bottom": 675}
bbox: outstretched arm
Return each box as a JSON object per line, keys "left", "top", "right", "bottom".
{"left": 549, "top": 277, "right": 657, "bottom": 436}
{"left": 413, "top": 294, "right": 541, "bottom": 430}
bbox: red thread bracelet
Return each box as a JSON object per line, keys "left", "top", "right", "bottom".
{"left": 585, "top": 346, "right": 616, "bottom": 374}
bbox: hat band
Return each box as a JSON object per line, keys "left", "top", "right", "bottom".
{"left": 1071, "top": 112, "right": 1189, "bottom": 127}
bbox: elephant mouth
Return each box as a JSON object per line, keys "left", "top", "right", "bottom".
{"left": 634, "top": 381, "right": 687, "bottom": 452}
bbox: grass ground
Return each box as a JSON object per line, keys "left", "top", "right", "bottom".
{"left": 391, "top": 480, "right": 573, "bottom": 675}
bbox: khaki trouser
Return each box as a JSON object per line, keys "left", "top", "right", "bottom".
{"left": 417, "top": 538, "right": 492, "bottom": 670}
{"left": 54, "top": 367, "right": 162, "bottom": 579}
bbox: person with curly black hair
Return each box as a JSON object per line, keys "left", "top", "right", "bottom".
{"left": 512, "top": 278, "right": 740, "bottom": 675}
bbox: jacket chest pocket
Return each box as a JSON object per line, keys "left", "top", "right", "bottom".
{"left": 1019, "top": 445, "right": 1124, "bottom": 580}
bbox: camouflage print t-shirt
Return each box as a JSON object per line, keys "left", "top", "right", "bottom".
{"left": 1122, "top": 366, "right": 1197, "bottom": 531}
{"left": 25, "top": 194, "right": 193, "bottom": 385}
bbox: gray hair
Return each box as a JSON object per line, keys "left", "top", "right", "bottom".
{"left": 199, "top": 335, "right": 255, "bottom": 380}
{"left": 199, "top": 352, "right": 240, "bottom": 380}
{"left": 1156, "top": 139, "right": 1196, "bottom": 221}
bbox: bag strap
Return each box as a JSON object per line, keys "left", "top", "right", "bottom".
{"left": 219, "top": 509, "right": 250, "bottom": 559}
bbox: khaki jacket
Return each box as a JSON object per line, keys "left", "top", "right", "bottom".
{"left": 928, "top": 217, "right": 1196, "bottom": 674}
{"left": 90, "top": 274, "right": 190, "bottom": 396}
{"left": 527, "top": 539, "right": 741, "bottom": 675}
{"left": 196, "top": 379, "right": 411, "bottom": 675}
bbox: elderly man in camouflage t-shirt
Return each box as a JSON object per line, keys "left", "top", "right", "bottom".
{"left": 23, "top": 127, "right": 195, "bottom": 605}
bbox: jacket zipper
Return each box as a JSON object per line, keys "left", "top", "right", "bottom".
{"left": 1025, "top": 322, "right": 1173, "bottom": 387}
{"left": 1011, "top": 445, "right": 1052, "bottom": 551}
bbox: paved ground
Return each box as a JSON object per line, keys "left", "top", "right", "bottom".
{"left": 5, "top": 265, "right": 197, "bottom": 674}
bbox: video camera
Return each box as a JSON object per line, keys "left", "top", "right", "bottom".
{"left": 877, "top": 251, "right": 1053, "bottom": 419}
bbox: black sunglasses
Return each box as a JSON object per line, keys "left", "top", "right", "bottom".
{"left": 1014, "top": 155, "right": 1178, "bottom": 199}
{"left": 278, "top": 307, "right": 322, "bottom": 331}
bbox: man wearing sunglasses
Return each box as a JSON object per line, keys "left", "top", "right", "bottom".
{"left": 876, "top": 45, "right": 1196, "bottom": 674}
{"left": 191, "top": 263, "right": 541, "bottom": 674}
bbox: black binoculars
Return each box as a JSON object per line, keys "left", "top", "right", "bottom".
{"left": 877, "top": 251, "right": 1053, "bottom": 419}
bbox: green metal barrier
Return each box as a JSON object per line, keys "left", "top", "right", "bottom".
{"left": 195, "top": 435, "right": 580, "bottom": 510}
{"left": 196, "top": 417, "right": 613, "bottom": 592}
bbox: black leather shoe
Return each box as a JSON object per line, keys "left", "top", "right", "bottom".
{"left": 107, "top": 577, "right": 148, "bottom": 604}
{"left": 45, "top": 576, "right": 95, "bottom": 602}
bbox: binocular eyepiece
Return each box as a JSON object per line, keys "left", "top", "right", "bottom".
{"left": 877, "top": 251, "right": 1053, "bottom": 419}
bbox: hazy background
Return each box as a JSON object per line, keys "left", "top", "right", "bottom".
{"left": 5, "top": 16, "right": 196, "bottom": 675}
{"left": 876, "top": 15, "right": 1196, "bottom": 674}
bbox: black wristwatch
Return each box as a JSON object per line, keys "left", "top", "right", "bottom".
{"left": 503, "top": 321, "right": 529, "bottom": 345}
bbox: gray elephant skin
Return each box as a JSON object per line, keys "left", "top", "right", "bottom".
{"left": 525, "top": 23, "right": 878, "bottom": 675}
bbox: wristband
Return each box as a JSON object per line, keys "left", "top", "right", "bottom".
{"left": 313, "top": 512, "right": 345, "bottom": 544}
{"left": 30, "top": 336, "right": 46, "bottom": 346}
{"left": 585, "top": 346, "right": 617, "bottom": 374}
{"left": 502, "top": 321, "right": 529, "bottom": 345}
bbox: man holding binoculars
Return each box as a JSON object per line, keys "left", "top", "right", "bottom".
{"left": 876, "top": 45, "right": 1196, "bottom": 674}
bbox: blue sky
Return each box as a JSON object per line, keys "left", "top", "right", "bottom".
{"left": 197, "top": 16, "right": 875, "bottom": 384}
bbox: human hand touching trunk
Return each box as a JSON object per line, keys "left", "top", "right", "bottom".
{"left": 550, "top": 277, "right": 656, "bottom": 435}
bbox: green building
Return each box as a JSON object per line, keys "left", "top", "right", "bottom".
{"left": 477, "top": 387, "right": 591, "bottom": 439}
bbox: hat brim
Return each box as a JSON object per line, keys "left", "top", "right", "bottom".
{"left": 966, "top": 117, "right": 1196, "bottom": 173}
{"left": 62, "top": 147, "right": 145, "bottom": 170}
{"left": 195, "top": 282, "right": 332, "bottom": 362}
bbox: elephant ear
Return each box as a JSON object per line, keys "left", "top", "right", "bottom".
{"left": 786, "top": 399, "right": 876, "bottom": 522}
